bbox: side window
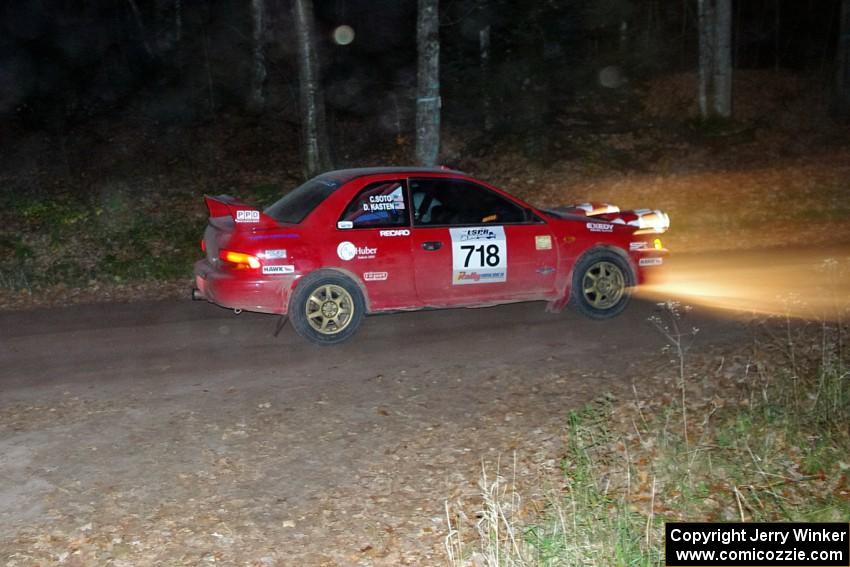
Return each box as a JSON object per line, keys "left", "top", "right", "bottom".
{"left": 339, "top": 181, "right": 409, "bottom": 229}
{"left": 410, "top": 179, "right": 526, "bottom": 226}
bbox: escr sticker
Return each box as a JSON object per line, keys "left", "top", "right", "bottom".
{"left": 236, "top": 210, "right": 260, "bottom": 223}
{"left": 630, "top": 242, "right": 648, "bottom": 250}
{"left": 535, "top": 235, "right": 552, "bottom": 250}
{"left": 639, "top": 257, "right": 663, "bottom": 266}
{"left": 263, "top": 265, "right": 295, "bottom": 274}
{"left": 262, "top": 249, "right": 287, "bottom": 259}
{"left": 363, "top": 271, "right": 388, "bottom": 281}
{"left": 450, "top": 226, "right": 507, "bottom": 285}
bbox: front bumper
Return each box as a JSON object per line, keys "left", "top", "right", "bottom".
{"left": 193, "top": 259, "right": 294, "bottom": 315}
{"left": 631, "top": 249, "right": 669, "bottom": 285}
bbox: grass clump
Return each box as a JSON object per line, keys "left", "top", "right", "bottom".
{"left": 446, "top": 299, "right": 850, "bottom": 566}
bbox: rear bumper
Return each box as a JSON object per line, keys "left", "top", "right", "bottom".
{"left": 193, "top": 259, "right": 294, "bottom": 315}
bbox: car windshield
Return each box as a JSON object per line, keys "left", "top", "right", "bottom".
{"left": 265, "top": 175, "right": 344, "bottom": 224}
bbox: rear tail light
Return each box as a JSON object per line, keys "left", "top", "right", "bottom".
{"left": 200, "top": 239, "right": 206, "bottom": 252}
{"left": 219, "top": 249, "right": 261, "bottom": 269}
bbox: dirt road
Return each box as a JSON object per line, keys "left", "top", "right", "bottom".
{"left": 1, "top": 297, "right": 741, "bottom": 565}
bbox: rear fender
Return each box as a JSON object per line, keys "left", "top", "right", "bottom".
{"left": 288, "top": 267, "right": 373, "bottom": 313}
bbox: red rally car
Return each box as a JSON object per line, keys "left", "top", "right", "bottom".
{"left": 193, "top": 167, "right": 669, "bottom": 345}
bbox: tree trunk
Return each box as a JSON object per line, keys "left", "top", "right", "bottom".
{"left": 175, "top": 0, "right": 182, "bottom": 43}
{"left": 697, "top": 0, "right": 712, "bottom": 118}
{"left": 248, "top": 0, "right": 266, "bottom": 112}
{"left": 479, "top": 23, "right": 492, "bottom": 132}
{"left": 713, "top": 0, "right": 732, "bottom": 117}
{"left": 293, "top": 0, "right": 332, "bottom": 178}
{"left": 837, "top": 0, "right": 850, "bottom": 116}
{"left": 415, "top": 0, "right": 440, "bottom": 167}
{"left": 154, "top": 0, "right": 181, "bottom": 52}
{"left": 697, "top": 0, "right": 732, "bottom": 119}
{"left": 126, "top": 0, "right": 154, "bottom": 58}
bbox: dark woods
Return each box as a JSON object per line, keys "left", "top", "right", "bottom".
{"left": 1, "top": 0, "right": 848, "bottom": 172}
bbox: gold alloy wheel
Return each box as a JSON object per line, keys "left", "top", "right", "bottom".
{"left": 305, "top": 284, "right": 355, "bottom": 335}
{"left": 581, "top": 260, "right": 626, "bottom": 310}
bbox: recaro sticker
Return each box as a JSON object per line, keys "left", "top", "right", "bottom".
{"left": 379, "top": 229, "right": 410, "bottom": 237}
{"left": 263, "top": 265, "right": 295, "bottom": 274}
{"left": 449, "top": 226, "right": 507, "bottom": 285}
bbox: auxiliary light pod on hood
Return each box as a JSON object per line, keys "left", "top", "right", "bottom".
{"left": 562, "top": 202, "right": 670, "bottom": 234}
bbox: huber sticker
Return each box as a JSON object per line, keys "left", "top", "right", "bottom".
{"left": 337, "top": 241, "right": 377, "bottom": 261}
{"left": 262, "top": 249, "right": 287, "bottom": 259}
{"left": 363, "top": 271, "right": 388, "bottom": 281}
{"left": 235, "top": 210, "right": 260, "bottom": 223}
{"left": 587, "top": 222, "right": 613, "bottom": 233}
{"left": 535, "top": 235, "right": 552, "bottom": 250}
{"left": 639, "top": 257, "right": 663, "bottom": 267}
{"left": 263, "top": 265, "right": 295, "bottom": 274}
{"left": 337, "top": 241, "right": 357, "bottom": 261}
{"left": 449, "top": 226, "right": 507, "bottom": 285}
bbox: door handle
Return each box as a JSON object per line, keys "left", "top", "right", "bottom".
{"left": 422, "top": 241, "right": 442, "bottom": 251}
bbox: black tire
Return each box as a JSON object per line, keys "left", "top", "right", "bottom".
{"left": 569, "top": 248, "right": 634, "bottom": 320}
{"left": 289, "top": 271, "right": 366, "bottom": 345}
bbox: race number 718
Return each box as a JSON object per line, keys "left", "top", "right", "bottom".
{"left": 460, "top": 244, "right": 501, "bottom": 268}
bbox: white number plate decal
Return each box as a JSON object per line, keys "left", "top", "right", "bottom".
{"left": 449, "top": 226, "right": 507, "bottom": 285}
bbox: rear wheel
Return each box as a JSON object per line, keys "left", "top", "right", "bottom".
{"left": 289, "top": 272, "right": 365, "bottom": 345}
{"left": 569, "top": 249, "right": 634, "bottom": 319}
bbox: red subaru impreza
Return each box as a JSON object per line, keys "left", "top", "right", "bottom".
{"left": 193, "top": 167, "right": 669, "bottom": 345}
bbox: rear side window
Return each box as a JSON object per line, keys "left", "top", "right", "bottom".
{"left": 339, "top": 181, "right": 409, "bottom": 229}
{"left": 265, "top": 177, "right": 343, "bottom": 224}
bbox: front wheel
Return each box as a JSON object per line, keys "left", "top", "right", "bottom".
{"left": 289, "top": 272, "right": 365, "bottom": 345}
{"left": 569, "top": 249, "right": 634, "bottom": 319}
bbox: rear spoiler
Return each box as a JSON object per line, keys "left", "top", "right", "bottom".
{"left": 204, "top": 195, "right": 278, "bottom": 229}
{"left": 562, "top": 202, "right": 670, "bottom": 234}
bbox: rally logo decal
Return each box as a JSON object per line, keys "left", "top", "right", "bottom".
{"left": 449, "top": 226, "right": 507, "bottom": 285}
